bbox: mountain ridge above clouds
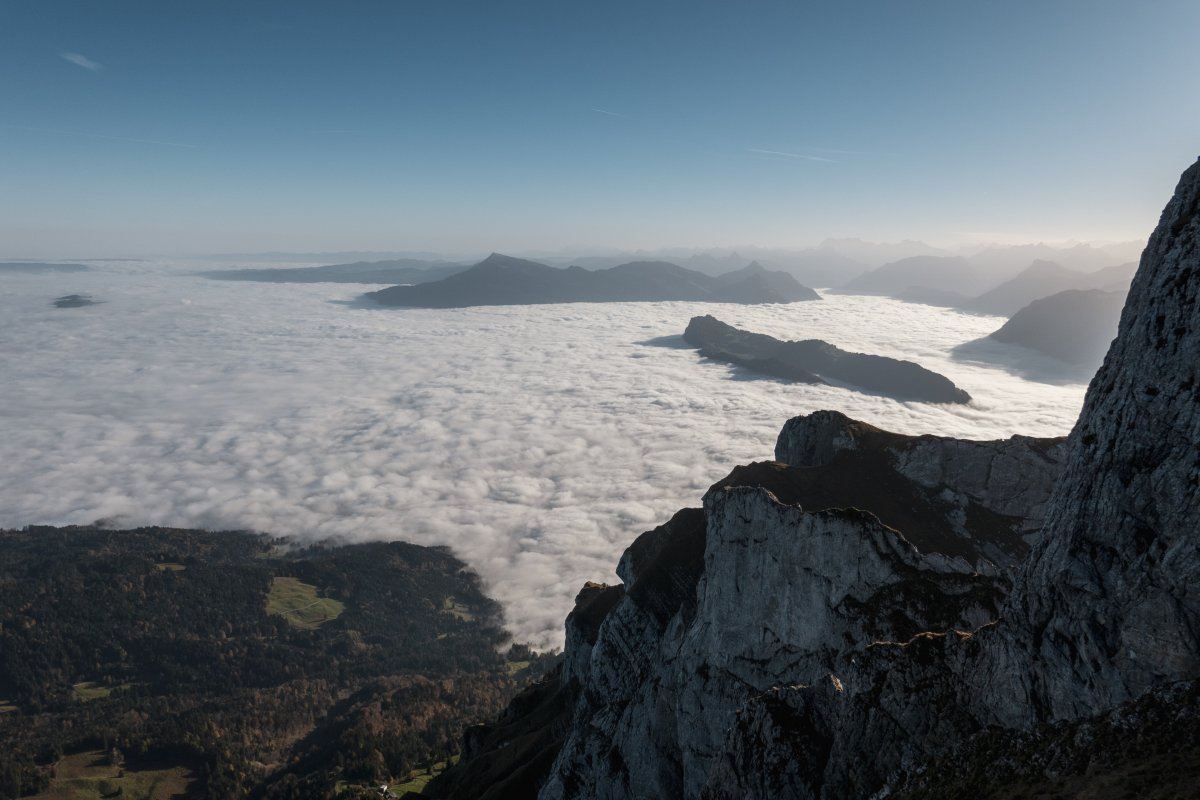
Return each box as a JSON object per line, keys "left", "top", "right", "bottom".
{"left": 963, "top": 259, "right": 1137, "bottom": 316}
{"left": 838, "top": 251, "right": 1139, "bottom": 316}
{"left": 173, "top": 239, "right": 1143, "bottom": 295}
{"left": 682, "top": 314, "right": 972, "bottom": 404}
{"left": 366, "top": 253, "right": 820, "bottom": 308}
{"left": 985, "top": 288, "right": 1128, "bottom": 366}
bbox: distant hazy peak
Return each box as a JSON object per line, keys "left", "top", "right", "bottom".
{"left": 1021, "top": 258, "right": 1071, "bottom": 276}
{"left": 475, "top": 252, "right": 550, "bottom": 270}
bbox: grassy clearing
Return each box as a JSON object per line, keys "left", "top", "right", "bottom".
{"left": 267, "top": 577, "right": 345, "bottom": 630}
{"left": 72, "top": 681, "right": 132, "bottom": 702}
{"left": 440, "top": 597, "right": 474, "bottom": 622}
{"left": 506, "top": 660, "right": 532, "bottom": 677}
{"left": 29, "top": 749, "right": 196, "bottom": 800}
{"left": 333, "top": 755, "right": 460, "bottom": 797}
{"left": 391, "top": 756, "right": 460, "bottom": 795}
{"left": 153, "top": 562, "right": 186, "bottom": 572}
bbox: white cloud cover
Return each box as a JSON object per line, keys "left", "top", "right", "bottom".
{"left": 0, "top": 263, "right": 1089, "bottom": 648}
{"left": 61, "top": 52, "right": 102, "bottom": 71}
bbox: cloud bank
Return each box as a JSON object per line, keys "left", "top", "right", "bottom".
{"left": 0, "top": 263, "right": 1088, "bottom": 648}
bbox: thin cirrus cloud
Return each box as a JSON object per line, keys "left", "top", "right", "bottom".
{"left": 590, "top": 108, "right": 625, "bottom": 117}
{"left": 746, "top": 147, "right": 837, "bottom": 163}
{"left": 61, "top": 52, "right": 103, "bottom": 71}
{"left": 0, "top": 263, "right": 1088, "bottom": 648}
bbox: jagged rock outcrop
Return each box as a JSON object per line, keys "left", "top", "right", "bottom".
{"left": 775, "top": 410, "right": 1065, "bottom": 558}
{"left": 975, "top": 156, "right": 1200, "bottom": 726}
{"left": 683, "top": 315, "right": 972, "bottom": 404}
{"left": 538, "top": 485, "right": 1009, "bottom": 800}
{"left": 434, "top": 157, "right": 1200, "bottom": 799}
{"left": 532, "top": 406, "right": 1071, "bottom": 799}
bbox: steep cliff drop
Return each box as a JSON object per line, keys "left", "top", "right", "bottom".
{"left": 427, "top": 158, "right": 1200, "bottom": 799}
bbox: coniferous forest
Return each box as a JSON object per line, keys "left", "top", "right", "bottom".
{"left": 0, "top": 526, "right": 556, "bottom": 799}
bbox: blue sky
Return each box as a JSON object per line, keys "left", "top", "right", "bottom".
{"left": 2, "top": 0, "right": 1198, "bottom": 257}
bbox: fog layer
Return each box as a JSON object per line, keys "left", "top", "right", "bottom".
{"left": 0, "top": 263, "right": 1088, "bottom": 647}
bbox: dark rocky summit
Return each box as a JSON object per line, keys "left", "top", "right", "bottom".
{"left": 683, "top": 314, "right": 972, "bottom": 404}
{"left": 52, "top": 293, "right": 100, "bottom": 308}
{"left": 985, "top": 288, "right": 1127, "bottom": 367}
{"left": 366, "top": 254, "right": 820, "bottom": 308}
{"left": 428, "top": 156, "right": 1200, "bottom": 798}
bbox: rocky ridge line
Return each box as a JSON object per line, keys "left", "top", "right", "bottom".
{"left": 427, "top": 156, "right": 1199, "bottom": 799}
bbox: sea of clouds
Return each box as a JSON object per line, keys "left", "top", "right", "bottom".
{"left": 0, "top": 262, "right": 1093, "bottom": 648}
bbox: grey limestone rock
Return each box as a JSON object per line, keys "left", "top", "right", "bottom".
{"left": 437, "top": 157, "right": 1200, "bottom": 800}
{"left": 975, "top": 156, "right": 1200, "bottom": 726}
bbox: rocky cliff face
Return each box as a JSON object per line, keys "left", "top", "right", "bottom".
{"left": 976, "top": 155, "right": 1200, "bottom": 726}
{"left": 431, "top": 157, "right": 1200, "bottom": 799}
{"left": 536, "top": 413, "right": 1066, "bottom": 800}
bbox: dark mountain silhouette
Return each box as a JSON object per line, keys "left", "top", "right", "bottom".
{"left": 683, "top": 315, "right": 971, "bottom": 403}
{"left": 52, "top": 294, "right": 99, "bottom": 308}
{"left": 202, "top": 258, "right": 469, "bottom": 284}
{"left": 987, "top": 288, "right": 1126, "bottom": 366}
{"left": 366, "top": 253, "right": 819, "bottom": 308}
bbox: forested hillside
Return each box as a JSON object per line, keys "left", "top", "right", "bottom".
{"left": 0, "top": 526, "right": 554, "bottom": 799}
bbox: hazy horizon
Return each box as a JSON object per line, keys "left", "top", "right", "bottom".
{"left": 0, "top": 236, "right": 1150, "bottom": 268}
{"left": 3, "top": 1, "right": 1198, "bottom": 257}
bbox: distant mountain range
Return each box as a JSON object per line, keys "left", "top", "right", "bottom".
{"left": 839, "top": 255, "right": 988, "bottom": 297}
{"left": 965, "top": 260, "right": 1135, "bottom": 316}
{"left": 202, "top": 258, "right": 470, "bottom": 284}
{"left": 191, "top": 239, "right": 1143, "bottom": 292}
{"left": 366, "top": 254, "right": 820, "bottom": 308}
{"left": 841, "top": 255, "right": 1138, "bottom": 318}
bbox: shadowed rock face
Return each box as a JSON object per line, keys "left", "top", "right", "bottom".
{"left": 977, "top": 155, "right": 1200, "bottom": 725}
{"left": 366, "top": 254, "right": 820, "bottom": 308}
{"left": 772, "top": 410, "right": 1065, "bottom": 565}
{"left": 683, "top": 314, "right": 972, "bottom": 404}
{"left": 431, "top": 158, "right": 1200, "bottom": 800}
